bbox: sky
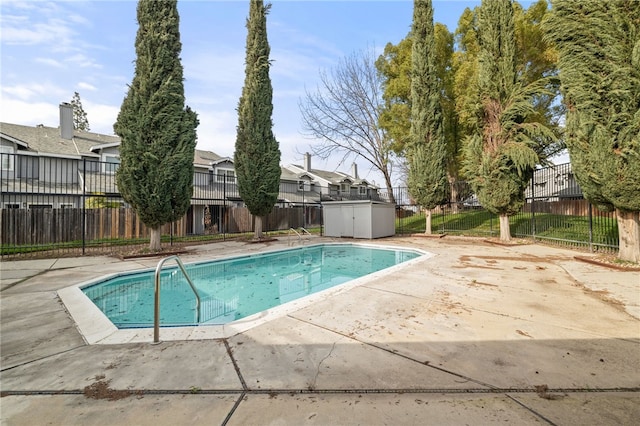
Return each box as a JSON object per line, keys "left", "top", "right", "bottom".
{"left": 1, "top": 0, "right": 543, "bottom": 185}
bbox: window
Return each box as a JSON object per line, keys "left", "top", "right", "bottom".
{"left": 3, "top": 203, "right": 20, "bottom": 209}
{"left": 358, "top": 186, "right": 367, "bottom": 196}
{"left": 340, "top": 183, "right": 350, "bottom": 194}
{"left": 103, "top": 155, "right": 120, "bottom": 173}
{"left": 216, "top": 169, "right": 235, "bottom": 183}
{"left": 1, "top": 146, "right": 14, "bottom": 171}
{"left": 59, "top": 203, "right": 74, "bottom": 209}
{"left": 298, "top": 180, "right": 311, "bottom": 191}
{"left": 28, "top": 204, "right": 52, "bottom": 209}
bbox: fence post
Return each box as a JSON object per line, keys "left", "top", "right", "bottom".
{"left": 489, "top": 214, "right": 493, "bottom": 236}
{"left": 320, "top": 188, "right": 324, "bottom": 237}
{"left": 223, "top": 179, "right": 226, "bottom": 241}
{"left": 531, "top": 171, "right": 536, "bottom": 241}
{"left": 82, "top": 158, "right": 86, "bottom": 255}
{"left": 588, "top": 202, "right": 593, "bottom": 252}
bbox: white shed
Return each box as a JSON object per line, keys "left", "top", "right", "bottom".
{"left": 322, "top": 200, "right": 396, "bottom": 239}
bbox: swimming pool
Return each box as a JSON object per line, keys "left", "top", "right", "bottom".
{"left": 81, "top": 244, "right": 424, "bottom": 329}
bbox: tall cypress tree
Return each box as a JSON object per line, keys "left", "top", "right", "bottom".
{"left": 114, "top": 0, "right": 198, "bottom": 251}
{"left": 235, "top": 0, "right": 281, "bottom": 240}
{"left": 461, "top": 0, "right": 556, "bottom": 241}
{"left": 545, "top": 0, "right": 640, "bottom": 262}
{"left": 407, "top": 0, "right": 449, "bottom": 234}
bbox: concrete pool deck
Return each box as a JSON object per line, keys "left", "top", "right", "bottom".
{"left": 1, "top": 235, "right": 639, "bottom": 425}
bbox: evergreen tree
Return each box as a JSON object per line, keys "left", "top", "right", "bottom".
{"left": 70, "top": 91, "right": 90, "bottom": 131}
{"left": 376, "top": 36, "right": 414, "bottom": 154}
{"left": 407, "top": 0, "right": 449, "bottom": 234}
{"left": 235, "top": 0, "right": 281, "bottom": 240}
{"left": 114, "top": 0, "right": 198, "bottom": 251}
{"left": 376, "top": 1, "right": 559, "bottom": 214}
{"left": 545, "top": 0, "right": 640, "bottom": 262}
{"left": 461, "top": 0, "right": 557, "bottom": 241}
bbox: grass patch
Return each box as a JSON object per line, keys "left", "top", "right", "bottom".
{"left": 396, "top": 209, "right": 618, "bottom": 247}
{"left": 397, "top": 209, "right": 498, "bottom": 237}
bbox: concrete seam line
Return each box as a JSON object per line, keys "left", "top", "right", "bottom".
{"left": 221, "top": 391, "right": 246, "bottom": 426}
{"left": 2, "top": 388, "right": 638, "bottom": 396}
{"left": 505, "top": 393, "right": 559, "bottom": 426}
{"left": 224, "top": 338, "right": 248, "bottom": 391}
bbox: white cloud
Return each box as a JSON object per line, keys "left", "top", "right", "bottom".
{"left": 270, "top": 48, "right": 326, "bottom": 84}
{"left": 269, "top": 19, "right": 344, "bottom": 61}
{"left": 0, "top": 98, "right": 59, "bottom": 127}
{"left": 190, "top": 109, "right": 238, "bottom": 158}
{"left": 34, "top": 57, "right": 65, "bottom": 68}
{"left": 0, "top": 16, "right": 75, "bottom": 50}
{"left": 0, "top": 2, "right": 99, "bottom": 68}
{"left": 276, "top": 131, "right": 317, "bottom": 167}
{"left": 66, "top": 53, "right": 102, "bottom": 69}
{"left": 77, "top": 82, "right": 97, "bottom": 92}
{"left": 82, "top": 101, "right": 120, "bottom": 135}
{"left": 1, "top": 82, "right": 65, "bottom": 101}
{"left": 67, "top": 12, "right": 91, "bottom": 27}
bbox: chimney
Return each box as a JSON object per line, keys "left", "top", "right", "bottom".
{"left": 351, "top": 162, "right": 358, "bottom": 179}
{"left": 59, "top": 102, "right": 74, "bottom": 139}
{"left": 304, "top": 152, "right": 311, "bottom": 172}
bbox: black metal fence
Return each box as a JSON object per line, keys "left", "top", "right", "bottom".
{"left": 391, "top": 163, "right": 618, "bottom": 252}
{"left": 1, "top": 155, "right": 619, "bottom": 259}
{"left": 0, "top": 156, "right": 369, "bottom": 259}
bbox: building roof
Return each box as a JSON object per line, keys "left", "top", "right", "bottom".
{"left": 194, "top": 150, "right": 226, "bottom": 168}
{"left": 285, "top": 163, "right": 375, "bottom": 188}
{"left": 279, "top": 166, "right": 301, "bottom": 182}
{"left": 0, "top": 122, "right": 118, "bottom": 158}
{"left": 1, "top": 122, "right": 227, "bottom": 166}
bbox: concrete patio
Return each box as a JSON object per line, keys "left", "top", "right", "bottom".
{"left": 1, "top": 236, "right": 639, "bottom": 425}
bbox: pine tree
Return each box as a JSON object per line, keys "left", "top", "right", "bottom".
{"left": 545, "top": 0, "right": 640, "bottom": 262}
{"left": 114, "top": 0, "right": 198, "bottom": 251}
{"left": 70, "top": 92, "right": 90, "bottom": 131}
{"left": 407, "top": 0, "right": 449, "bottom": 234}
{"left": 461, "top": 0, "right": 557, "bottom": 241}
{"left": 234, "top": 0, "right": 281, "bottom": 241}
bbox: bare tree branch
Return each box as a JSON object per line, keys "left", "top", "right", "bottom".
{"left": 299, "top": 48, "right": 396, "bottom": 203}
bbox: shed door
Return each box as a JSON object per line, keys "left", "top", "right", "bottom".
{"left": 341, "top": 206, "right": 354, "bottom": 237}
{"left": 352, "top": 204, "right": 371, "bottom": 238}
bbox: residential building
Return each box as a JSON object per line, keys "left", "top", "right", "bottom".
{"left": 1, "top": 104, "right": 378, "bottom": 235}
{"left": 283, "top": 152, "right": 381, "bottom": 203}
{"left": 1, "top": 103, "right": 120, "bottom": 210}
{"left": 524, "top": 163, "right": 582, "bottom": 202}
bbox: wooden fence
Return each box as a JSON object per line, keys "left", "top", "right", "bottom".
{"left": 225, "top": 207, "right": 304, "bottom": 234}
{"left": 1, "top": 206, "right": 304, "bottom": 247}
{"left": 524, "top": 198, "right": 611, "bottom": 217}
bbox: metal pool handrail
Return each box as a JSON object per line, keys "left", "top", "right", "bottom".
{"left": 289, "top": 227, "right": 312, "bottom": 246}
{"left": 299, "top": 227, "right": 312, "bottom": 236}
{"left": 289, "top": 228, "right": 302, "bottom": 245}
{"left": 154, "top": 255, "right": 200, "bottom": 343}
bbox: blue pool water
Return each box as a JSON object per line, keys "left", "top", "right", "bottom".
{"left": 82, "top": 244, "right": 422, "bottom": 328}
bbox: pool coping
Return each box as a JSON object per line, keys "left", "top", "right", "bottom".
{"left": 58, "top": 242, "right": 434, "bottom": 344}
